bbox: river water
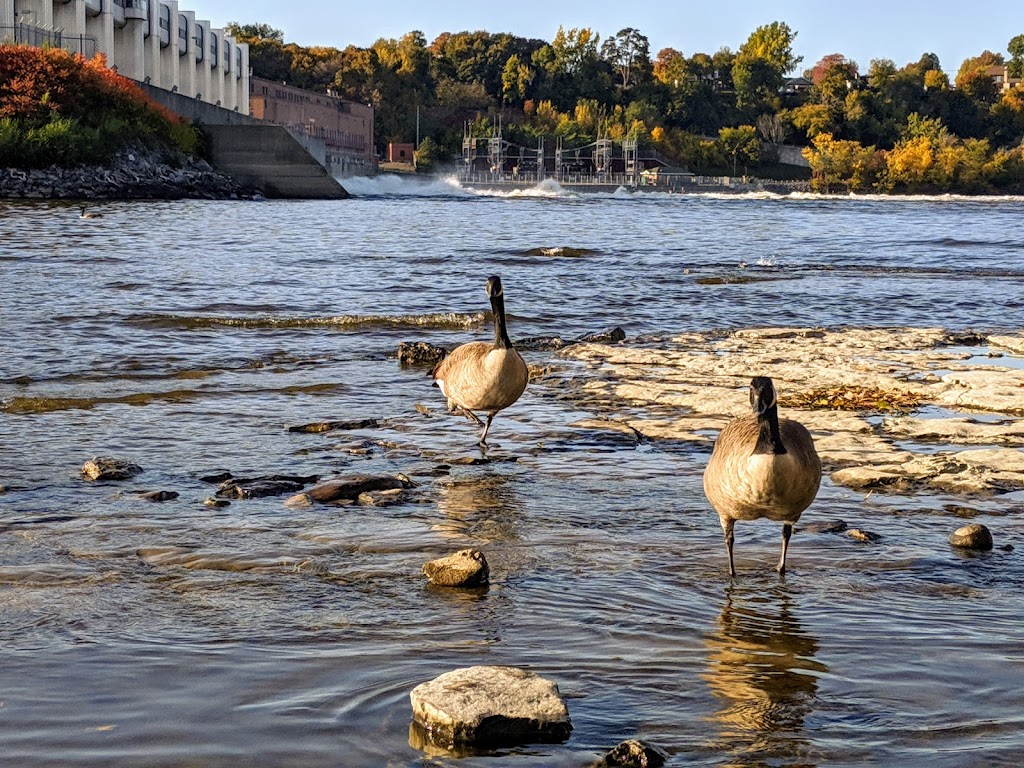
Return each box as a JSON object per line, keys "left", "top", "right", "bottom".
{"left": 1, "top": 179, "right": 1023, "bottom": 767}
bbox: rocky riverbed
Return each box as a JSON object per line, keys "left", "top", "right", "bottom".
{"left": 0, "top": 148, "right": 256, "bottom": 200}
{"left": 541, "top": 326, "right": 1024, "bottom": 498}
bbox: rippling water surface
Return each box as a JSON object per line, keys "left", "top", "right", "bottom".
{"left": 1, "top": 180, "right": 1023, "bottom": 767}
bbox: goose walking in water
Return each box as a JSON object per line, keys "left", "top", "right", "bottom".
{"left": 432, "top": 275, "right": 528, "bottom": 447}
{"left": 703, "top": 377, "right": 821, "bottom": 577}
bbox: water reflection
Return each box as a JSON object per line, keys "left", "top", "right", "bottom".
{"left": 703, "top": 585, "right": 826, "bottom": 765}
{"left": 432, "top": 472, "right": 524, "bottom": 543}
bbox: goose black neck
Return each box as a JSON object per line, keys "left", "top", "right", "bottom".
{"left": 754, "top": 405, "right": 787, "bottom": 455}
{"left": 490, "top": 293, "right": 513, "bottom": 349}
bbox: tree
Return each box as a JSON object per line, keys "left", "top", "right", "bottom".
{"left": 733, "top": 22, "right": 802, "bottom": 112}
{"left": 718, "top": 125, "right": 760, "bottom": 175}
{"left": 414, "top": 136, "right": 443, "bottom": 172}
{"left": 501, "top": 54, "right": 534, "bottom": 104}
{"left": 601, "top": 28, "right": 651, "bottom": 89}
{"left": 1009, "top": 34, "right": 1024, "bottom": 79}
{"left": 956, "top": 51, "right": 1004, "bottom": 103}
{"left": 652, "top": 47, "right": 687, "bottom": 87}
{"left": 224, "top": 22, "right": 284, "bottom": 43}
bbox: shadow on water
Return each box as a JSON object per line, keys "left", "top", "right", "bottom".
{"left": 702, "top": 583, "right": 827, "bottom": 766}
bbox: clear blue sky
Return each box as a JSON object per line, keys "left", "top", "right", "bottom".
{"left": 201, "top": 0, "right": 1021, "bottom": 76}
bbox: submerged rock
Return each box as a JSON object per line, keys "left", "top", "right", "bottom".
{"left": 203, "top": 497, "right": 230, "bottom": 508}
{"left": 800, "top": 519, "right": 848, "bottom": 534}
{"left": 82, "top": 457, "right": 143, "bottom": 481}
{"left": 287, "top": 418, "right": 378, "bottom": 433}
{"left": 409, "top": 666, "right": 571, "bottom": 749}
{"left": 357, "top": 488, "right": 407, "bottom": 507}
{"left": 846, "top": 528, "right": 882, "bottom": 543}
{"left": 575, "top": 327, "right": 626, "bottom": 344}
{"left": 594, "top": 739, "right": 668, "bottom": 768}
{"left": 398, "top": 341, "right": 448, "bottom": 367}
{"left": 949, "top": 523, "right": 993, "bottom": 550}
{"left": 423, "top": 549, "right": 489, "bottom": 587}
{"left": 138, "top": 490, "right": 179, "bottom": 502}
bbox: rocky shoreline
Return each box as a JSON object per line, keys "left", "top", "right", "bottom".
{"left": 542, "top": 326, "right": 1024, "bottom": 498}
{"left": 0, "top": 148, "right": 257, "bottom": 201}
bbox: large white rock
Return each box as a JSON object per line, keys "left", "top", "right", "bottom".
{"left": 410, "top": 666, "right": 572, "bottom": 748}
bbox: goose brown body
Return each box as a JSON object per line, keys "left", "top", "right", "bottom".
{"left": 703, "top": 377, "right": 821, "bottom": 576}
{"left": 432, "top": 275, "right": 528, "bottom": 446}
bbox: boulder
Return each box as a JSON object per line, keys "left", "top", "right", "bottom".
{"left": 846, "top": 528, "right": 882, "bottom": 543}
{"left": 423, "top": 549, "right": 489, "bottom": 587}
{"left": 216, "top": 474, "right": 318, "bottom": 499}
{"left": 594, "top": 739, "right": 668, "bottom": 768}
{"left": 203, "top": 497, "right": 230, "bottom": 508}
{"left": 138, "top": 490, "right": 179, "bottom": 502}
{"left": 949, "top": 523, "right": 993, "bottom": 550}
{"left": 410, "top": 666, "right": 571, "bottom": 749}
{"left": 357, "top": 488, "right": 407, "bottom": 507}
{"left": 800, "top": 519, "right": 847, "bottom": 534}
{"left": 82, "top": 457, "right": 143, "bottom": 481}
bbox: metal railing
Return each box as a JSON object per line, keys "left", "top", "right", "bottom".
{"left": 0, "top": 23, "right": 97, "bottom": 58}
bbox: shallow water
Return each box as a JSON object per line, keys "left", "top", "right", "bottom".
{"left": 1, "top": 179, "right": 1023, "bottom": 766}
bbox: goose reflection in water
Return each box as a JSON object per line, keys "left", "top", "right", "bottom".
{"left": 703, "top": 585, "right": 827, "bottom": 765}
{"left": 432, "top": 472, "right": 524, "bottom": 544}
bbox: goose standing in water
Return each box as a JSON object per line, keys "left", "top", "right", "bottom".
{"left": 432, "top": 275, "right": 528, "bottom": 447}
{"left": 703, "top": 377, "right": 821, "bottom": 577}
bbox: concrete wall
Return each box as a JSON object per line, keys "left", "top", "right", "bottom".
{"left": 204, "top": 124, "right": 349, "bottom": 200}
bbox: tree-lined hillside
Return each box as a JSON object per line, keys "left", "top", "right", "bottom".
{"left": 227, "top": 21, "right": 1024, "bottom": 192}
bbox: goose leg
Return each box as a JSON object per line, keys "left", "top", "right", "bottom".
{"left": 722, "top": 518, "right": 736, "bottom": 578}
{"left": 459, "top": 408, "right": 484, "bottom": 427}
{"left": 776, "top": 523, "right": 793, "bottom": 575}
{"left": 478, "top": 414, "right": 495, "bottom": 447}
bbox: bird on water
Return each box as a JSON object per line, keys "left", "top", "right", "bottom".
{"left": 703, "top": 376, "right": 821, "bottom": 577}
{"left": 432, "top": 275, "right": 529, "bottom": 447}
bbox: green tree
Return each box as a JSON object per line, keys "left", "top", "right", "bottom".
{"left": 718, "top": 124, "right": 760, "bottom": 175}
{"left": 224, "top": 22, "right": 283, "bottom": 42}
{"left": 501, "top": 54, "right": 534, "bottom": 105}
{"left": 414, "top": 136, "right": 443, "bottom": 171}
{"left": 733, "top": 22, "right": 802, "bottom": 112}
{"left": 1009, "top": 34, "right": 1024, "bottom": 78}
{"left": 601, "top": 27, "right": 651, "bottom": 89}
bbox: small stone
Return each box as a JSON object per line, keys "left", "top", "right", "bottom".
{"left": 575, "top": 327, "right": 626, "bottom": 344}
{"left": 595, "top": 739, "right": 669, "bottom": 768}
{"left": 409, "top": 666, "right": 571, "bottom": 748}
{"left": 949, "top": 523, "right": 993, "bottom": 551}
{"left": 423, "top": 549, "right": 489, "bottom": 587}
{"left": 284, "top": 492, "right": 312, "bottom": 508}
{"left": 204, "top": 497, "right": 230, "bottom": 508}
{"left": 846, "top": 528, "right": 882, "bottom": 543}
{"left": 414, "top": 403, "right": 432, "bottom": 416}
{"left": 398, "top": 341, "right": 448, "bottom": 367}
{"left": 82, "top": 457, "right": 143, "bottom": 481}
{"left": 138, "top": 490, "right": 179, "bottom": 502}
{"left": 199, "top": 470, "right": 233, "bottom": 484}
{"left": 0, "top": 484, "right": 7, "bottom": 494}
{"left": 217, "top": 475, "right": 317, "bottom": 499}
{"left": 801, "top": 519, "right": 847, "bottom": 534}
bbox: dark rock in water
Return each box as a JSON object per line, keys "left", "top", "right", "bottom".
{"left": 447, "top": 456, "right": 491, "bottom": 466}
{"left": 846, "top": 528, "right": 882, "bottom": 543}
{"left": 949, "top": 523, "right": 993, "bottom": 550}
{"left": 409, "top": 666, "right": 571, "bottom": 749}
{"left": 204, "top": 497, "right": 230, "bottom": 508}
{"left": 943, "top": 331, "right": 987, "bottom": 347}
{"left": 305, "top": 474, "right": 411, "bottom": 503}
{"left": 801, "top": 519, "right": 848, "bottom": 534}
{"left": 423, "top": 549, "right": 489, "bottom": 587}
{"left": 138, "top": 490, "right": 179, "bottom": 502}
{"left": 288, "top": 418, "right": 379, "bottom": 433}
{"left": 595, "top": 740, "right": 669, "bottom": 768}
{"left": 82, "top": 457, "right": 143, "bottom": 481}
{"left": 199, "top": 470, "right": 233, "bottom": 484}
{"left": 398, "top": 342, "right": 448, "bottom": 367}
{"left": 575, "top": 327, "right": 626, "bottom": 344}
{"left": 216, "top": 474, "right": 319, "bottom": 499}
{"left": 516, "top": 336, "right": 567, "bottom": 351}
{"left": 0, "top": 484, "right": 7, "bottom": 494}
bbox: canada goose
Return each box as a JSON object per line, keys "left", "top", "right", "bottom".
{"left": 79, "top": 206, "right": 102, "bottom": 219}
{"left": 703, "top": 376, "right": 821, "bottom": 577}
{"left": 432, "top": 275, "right": 528, "bottom": 447}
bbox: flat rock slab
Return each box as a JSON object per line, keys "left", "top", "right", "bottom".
{"left": 410, "top": 666, "right": 572, "bottom": 749}
{"left": 423, "top": 549, "right": 489, "bottom": 587}
{"left": 82, "top": 457, "right": 142, "bottom": 481}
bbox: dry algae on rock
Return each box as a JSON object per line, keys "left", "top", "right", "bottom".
{"left": 550, "top": 327, "right": 1024, "bottom": 497}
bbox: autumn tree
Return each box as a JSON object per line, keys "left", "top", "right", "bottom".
{"left": 718, "top": 124, "right": 760, "bottom": 175}
{"left": 733, "top": 21, "right": 802, "bottom": 112}
{"left": 955, "top": 51, "right": 1004, "bottom": 103}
